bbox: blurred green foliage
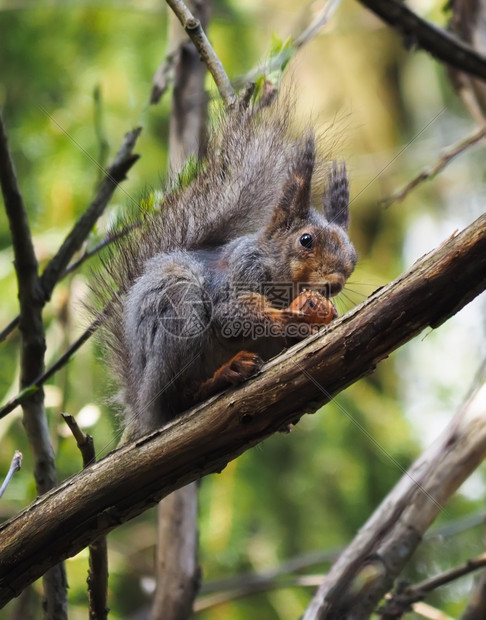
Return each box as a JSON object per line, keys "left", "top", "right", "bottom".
{"left": 0, "top": 1, "right": 485, "bottom": 618}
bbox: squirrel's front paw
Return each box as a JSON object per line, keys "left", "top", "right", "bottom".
{"left": 288, "top": 290, "right": 337, "bottom": 326}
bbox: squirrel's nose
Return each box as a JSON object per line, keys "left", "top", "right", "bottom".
{"left": 327, "top": 275, "right": 344, "bottom": 296}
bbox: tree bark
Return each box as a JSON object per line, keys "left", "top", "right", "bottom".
{"left": 0, "top": 212, "right": 484, "bottom": 608}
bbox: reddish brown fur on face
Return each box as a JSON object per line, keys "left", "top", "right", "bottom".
{"left": 283, "top": 225, "right": 355, "bottom": 296}
{"left": 289, "top": 254, "right": 325, "bottom": 289}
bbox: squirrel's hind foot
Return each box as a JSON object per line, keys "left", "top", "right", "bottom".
{"left": 196, "top": 351, "right": 263, "bottom": 401}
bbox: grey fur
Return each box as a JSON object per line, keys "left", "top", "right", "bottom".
{"left": 92, "top": 98, "right": 357, "bottom": 439}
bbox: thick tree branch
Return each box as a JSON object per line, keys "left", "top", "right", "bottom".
{"left": 357, "top": 0, "right": 486, "bottom": 82}
{"left": 303, "top": 361, "right": 486, "bottom": 620}
{"left": 0, "top": 212, "right": 484, "bottom": 608}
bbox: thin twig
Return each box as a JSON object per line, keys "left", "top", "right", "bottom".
{"left": 93, "top": 86, "right": 110, "bottom": 184}
{"left": 0, "top": 317, "right": 101, "bottom": 420}
{"left": 383, "top": 125, "right": 486, "bottom": 206}
{"left": 150, "top": 47, "right": 181, "bottom": 104}
{"left": 0, "top": 451, "right": 22, "bottom": 499}
{"left": 0, "top": 127, "right": 141, "bottom": 344}
{"left": 196, "top": 575, "right": 324, "bottom": 612}
{"left": 61, "top": 414, "right": 96, "bottom": 468}
{"left": 165, "top": 0, "right": 236, "bottom": 107}
{"left": 62, "top": 223, "right": 139, "bottom": 279}
{"left": 40, "top": 126, "right": 142, "bottom": 302}
{"left": 0, "top": 315, "right": 19, "bottom": 343}
{"left": 381, "top": 552, "right": 486, "bottom": 615}
{"left": 201, "top": 548, "right": 340, "bottom": 596}
{"left": 357, "top": 0, "right": 486, "bottom": 83}
{"left": 294, "top": 0, "right": 342, "bottom": 48}
{"left": 61, "top": 414, "right": 108, "bottom": 620}
{"left": 239, "top": 0, "right": 342, "bottom": 87}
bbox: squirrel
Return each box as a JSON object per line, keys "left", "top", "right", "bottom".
{"left": 93, "top": 97, "right": 357, "bottom": 439}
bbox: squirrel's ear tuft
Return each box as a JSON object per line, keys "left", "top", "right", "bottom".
{"left": 266, "top": 134, "right": 315, "bottom": 234}
{"left": 323, "top": 162, "right": 350, "bottom": 230}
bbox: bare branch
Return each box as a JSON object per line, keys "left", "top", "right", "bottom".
{"left": 294, "top": 0, "right": 343, "bottom": 49}
{"left": 383, "top": 125, "right": 486, "bottom": 206}
{"left": 151, "top": 46, "right": 180, "bottom": 104}
{"left": 382, "top": 552, "right": 486, "bottom": 617}
{"left": 357, "top": 0, "right": 486, "bottom": 82}
{"left": 61, "top": 414, "right": 96, "bottom": 469}
{"left": 195, "top": 574, "right": 324, "bottom": 612}
{"left": 449, "top": 0, "right": 486, "bottom": 125}
{"left": 239, "top": 0, "right": 342, "bottom": 87}
{"left": 0, "top": 318, "right": 100, "bottom": 420}
{"left": 0, "top": 212, "right": 484, "bottom": 606}
{"left": 62, "top": 226, "right": 138, "bottom": 279}
{"left": 40, "top": 126, "right": 142, "bottom": 302}
{"left": 303, "top": 362, "right": 486, "bottom": 619}
{"left": 0, "top": 110, "right": 39, "bottom": 281}
{"left": 200, "top": 548, "right": 339, "bottom": 596}
{"left": 62, "top": 414, "right": 108, "bottom": 620}
{"left": 151, "top": 484, "right": 200, "bottom": 619}
{"left": 165, "top": 0, "right": 236, "bottom": 107}
{"left": 93, "top": 86, "right": 110, "bottom": 183}
{"left": 0, "top": 312, "right": 19, "bottom": 343}
{"left": 0, "top": 105, "right": 68, "bottom": 619}
{"left": 0, "top": 127, "right": 141, "bottom": 344}
{"left": 87, "top": 536, "right": 109, "bottom": 620}
{"left": 0, "top": 451, "right": 22, "bottom": 500}
{"left": 197, "top": 508, "right": 486, "bottom": 611}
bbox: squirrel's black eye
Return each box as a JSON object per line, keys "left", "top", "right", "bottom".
{"left": 299, "top": 233, "right": 313, "bottom": 249}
